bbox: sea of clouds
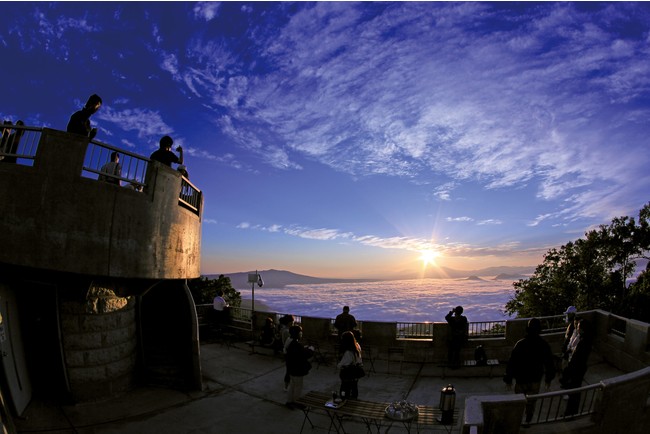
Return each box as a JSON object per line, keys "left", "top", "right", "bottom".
{"left": 238, "top": 277, "right": 517, "bottom": 323}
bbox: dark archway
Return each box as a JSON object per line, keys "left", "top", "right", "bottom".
{"left": 139, "top": 280, "right": 201, "bottom": 390}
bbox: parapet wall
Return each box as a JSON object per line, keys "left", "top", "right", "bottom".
{"left": 250, "top": 309, "right": 649, "bottom": 372}
{"left": 0, "top": 128, "right": 202, "bottom": 279}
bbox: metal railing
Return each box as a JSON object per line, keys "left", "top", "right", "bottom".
{"left": 536, "top": 314, "right": 567, "bottom": 334}
{"left": 525, "top": 383, "right": 602, "bottom": 425}
{"left": 83, "top": 139, "right": 149, "bottom": 190}
{"left": 195, "top": 306, "right": 567, "bottom": 342}
{"left": 179, "top": 176, "right": 202, "bottom": 213}
{"left": 469, "top": 321, "right": 507, "bottom": 337}
{"left": 0, "top": 124, "right": 42, "bottom": 165}
{"left": 83, "top": 138, "right": 202, "bottom": 215}
{"left": 396, "top": 322, "right": 433, "bottom": 339}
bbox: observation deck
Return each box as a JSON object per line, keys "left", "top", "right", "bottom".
{"left": 1, "top": 124, "right": 205, "bottom": 420}
{"left": 0, "top": 125, "right": 202, "bottom": 279}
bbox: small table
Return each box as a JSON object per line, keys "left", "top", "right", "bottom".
{"left": 296, "top": 391, "right": 457, "bottom": 434}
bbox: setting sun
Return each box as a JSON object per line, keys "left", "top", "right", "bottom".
{"left": 419, "top": 249, "right": 440, "bottom": 266}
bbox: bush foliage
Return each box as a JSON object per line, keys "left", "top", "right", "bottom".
{"left": 187, "top": 274, "right": 241, "bottom": 307}
{"left": 505, "top": 202, "right": 650, "bottom": 322}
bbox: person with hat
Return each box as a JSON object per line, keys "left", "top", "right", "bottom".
{"left": 445, "top": 305, "right": 469, "bottom": 369}
{"left": 561, "top": 306, "right": 578, "bottom": 355}
{"left": 504, "top": 318, "right": 556, "bottom": 423}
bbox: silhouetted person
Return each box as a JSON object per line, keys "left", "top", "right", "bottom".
{"left": 334, "top": 306, "right": 357, "bottom": 339}
{"left": 504, "top": 318, "right": 556, "bottom": 423}
{"left": 177, "top": 164, "right": 189, "bottom": 178}
{"left": 337, "top": 330, "right": 363, "bottom": 400}
{"left": 445, "top": 305, "right": 468, "bottom": 368}
{"left": 561, "top": 306, "right": 578, "bottom": 354}
{"left": 285, "top": 325, "right": 313, "bottom": 409}
{"left": 98, "top": 151, "right": 122, "bottom": 185}
{"left": 67, "top": 94, "right": 102, "bottom": 139}
{"left": 150, "top": 135, "right": 183, "bottom": 167}
{"left": 560, "top": 318, "right": 592, "bottom": 416}
{"left": 212, "top": 289, "right": 229, "bottom": 329}
{"left": 259, "top": 316, "right": 276, "bottom": 346}
{"left": 0, "top": 120, "right": 24, "bottom": 164}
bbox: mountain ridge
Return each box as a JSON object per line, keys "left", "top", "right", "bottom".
{"left": 206, "top": 266, "right": 534, "bottom": 289}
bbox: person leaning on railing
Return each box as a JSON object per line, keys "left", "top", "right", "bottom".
{"left": 66, "top": 94, "right": 102, "bottom": 140}
{"left": 150, "top": 135, "right": 183, "bottom": 167}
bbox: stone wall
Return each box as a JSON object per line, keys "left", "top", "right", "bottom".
{"left": 60, "top": 286, "right": 137, "bottom": 402}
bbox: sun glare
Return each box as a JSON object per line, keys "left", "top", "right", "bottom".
{"left": 419, "top": 249, "right": 439, "bottom": 266}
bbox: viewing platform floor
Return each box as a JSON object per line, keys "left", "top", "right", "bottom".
{"left": 15, "top": 340, "right": 626, "bottom": 434}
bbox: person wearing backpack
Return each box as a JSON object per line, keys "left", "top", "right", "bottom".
{"left": 285, "top": 325, "right": 313, "bottom": 409}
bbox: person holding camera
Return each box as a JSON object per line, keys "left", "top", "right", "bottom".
{"left": 445, "top": 305, "right": 468, "bottom": 369}
{"left": 67, "top": 94, "right": 102, "bottom": 140}
{"left": 150, "top": 135, "right": 183, "bottom": 167}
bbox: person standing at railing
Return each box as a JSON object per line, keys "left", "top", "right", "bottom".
{"left": 445, "top": 305, "right": 468, "bottom": 369}
{"left": 561, "top": 306, "right": 578, "bottom": 355}
{"left": 212, "top": 289, "right": 230, "bottom": 330}
{"left": 334, "top": 305, "right": 357, "bottom": 339}
{"left": 280, "top": 314, "right": 296, "bottom": 391}
{"left": 66, "top": 94, "right": 102, "bottom": 140}
{"left": 98, "top": 151, "right": 122, "bottom": 185}
{"left": 0, "top": 120, "right": 24, "bottom": 164}
{"left": 560, "top": 318, "right": 592, "bottom": 416}
{"left": 503, "top": 318, "right": 556, "bottom": 424}
{"left": 150, "top": 135, "right": 183, "bottom": 167}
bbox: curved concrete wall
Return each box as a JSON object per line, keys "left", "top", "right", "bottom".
{"left": 60, "top": 288, "right": 137, "bottom": 401}
{"left": 0, "top": 128, "right": 201, "bottom": 279}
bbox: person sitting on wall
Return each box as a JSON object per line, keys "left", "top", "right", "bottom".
{"left": 67, "top": 94, "right": 102, "bottom": 140}
{"left": 98, "top": 151, "right": 122, "bottom": 185}
{"left": 150, "top": 135, "right": 183, "bottom": 167}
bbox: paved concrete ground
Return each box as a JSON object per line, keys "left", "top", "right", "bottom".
{"left": 14, "top": 339, "right": 624, "bottom": 434}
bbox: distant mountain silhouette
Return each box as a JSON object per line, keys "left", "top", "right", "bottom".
{"left": 391, "top": 265, "right": 535, "bottom": 280}
{"left": 206, "top": 269, "right": 377, "bottom": 289}
{"left": 206, "top": 266, "right": 535, "bottom": 289}
{"left": 493, "top": 273, "right": 529, "bottom": 281}
{"left": 466, "top": 275, "right": 484, "bottom": 281}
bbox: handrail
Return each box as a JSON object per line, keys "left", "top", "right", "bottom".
{"left": 0, "top": 124, "right": 42, "bottom": 165}
{"left": 524, "top": 383, "right": 602, "bottom": 425}
{"left": 179, "top": 176, "right": 202, "bottom": 213}
{"left": 83, "top": 139, "right": 149, "bottom": 190}
{"left": 196, "top": 305, "right": 566, "bottom": 341}
{"left": 83, "top": 137, "right": 202, "bottom": 215}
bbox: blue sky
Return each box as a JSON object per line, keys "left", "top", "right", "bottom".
{"left": 2, "top": 2, "right": 650, "bottom": 279}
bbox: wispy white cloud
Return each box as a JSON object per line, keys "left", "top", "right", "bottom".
{"left": 97, "top": 107, "right": 174, "bottom": 140}
{"left": 447, "top": 217, "right": 474, "bottom": 223}
{"left": 240, "top": 221, "right": 526, "bottom": 258}
{"left": 165, "top": 2, "right": 649, "bottom": 225}
{"left": 193, "top": 2, "right": 221, "bottom": 21}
